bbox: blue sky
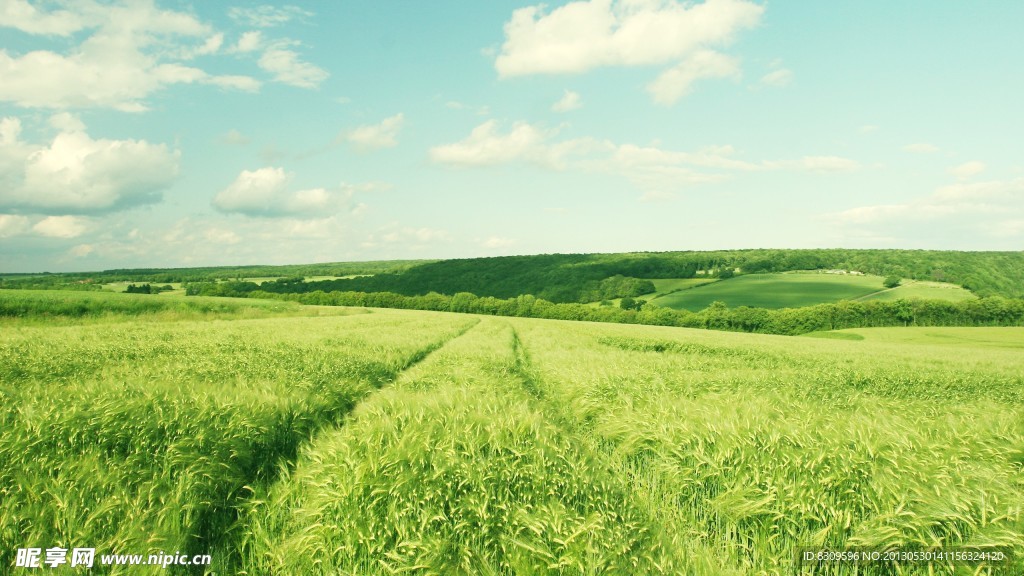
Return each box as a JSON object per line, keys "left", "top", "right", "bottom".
{"left": 1, "top": 0, "right": 1022, "bottom": 272}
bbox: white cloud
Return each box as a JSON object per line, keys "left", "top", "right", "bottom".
{"left": 344, "top": 114, "right": 404, "bottom": 150}
{"left": 647, "top": 50, "right": 740, "bottom": 104}
{"left": 431, "top": 120, "right": 861, "bottom": 191}
{"left": 552, "top": 90, "right": 583, "bottom": 112}
{"left": 610, "top": 143, "right": 763, "bottom": 174}
{"left": 797, "top": 156, "right": 860, "bottom": 172}
{"left": 212, "top": 167, "right": 354, "bottom": 218}
{"left": 258, "top": 42, "right": 328, "bottom": 88}
{"left": 228, "top": 5, "right": 313, "bottom": 28}
{"left": 949, "top": 160, "right": 985, "bottom": 180}
{"left": 0, "top": 2, "right": 260, "bottom": 111}
{"left": 69, "top": 243, "right": 95, "bottom": 257}
{"left": 481, "top": 236, "right": 516, "bottom": 249}
{"left": 496, "top": 0, "right": 763, "bottom": 76}
{"left": 234, "top": 31, "right": 263, "bottom": 53}
{"left": 219, "top": 129, "right": 250, "bottom": 146}
{"left": 445, "top": 100, "right": 490, "bottom": 115}
{"left": 48, "top": 112, "right": 86, "bottom": 132}
{"left": 0, "top": 115, "right": 179, "bottom": 214}
{"left": 203, "top": 227, "right": 241, "bottom": 245}
{"left": 933, "top": 179, "right": 1024, "bottom": 203}
{"left": 0, "top": 0, "right": 85, "bottom": 36}
{"left": 827, "top": 178, "right": 1024, "bottom": 241}
{"left": 32, "top": 215, "right": 90, "bottom": 238}
{"left": 760, "top": 68, "right": 792, "bottom": 87}
{"left": 429, "top": 120, "right": 598, "bottom": 168}
{"left": 0, "top": 214, "right": 31, "bottom": 237}
{"left": 903, "top": 142, "right": 939, "bottom": 154}
{"left": 496, "top": 0, "right": 761, "bottom": 101}
{"left": 194, "top": 33, "right": 223, "bottom": 56}
{"left": 430, "top": 121, "right": 550, "bottom": 166}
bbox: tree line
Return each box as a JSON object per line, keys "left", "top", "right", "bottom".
{"left": 7, "top": 249, "right": 1024, "bottom": 300}
{"left": 227, "top": 288, "right": 1024, "bottom": 336}
{"left": 185, "top": 249, "right": 1024, "bottom": 302}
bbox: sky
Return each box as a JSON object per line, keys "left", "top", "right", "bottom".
{"left": 1, "top": 0, "right": 1022, "bottom": 272}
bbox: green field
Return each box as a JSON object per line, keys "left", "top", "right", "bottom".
{"left": 811, "top": 326, "right": 1024, "bottom": 349}
{"left": 651, "top": 272, "right": 884, "bottom": 310}
{"left": 2, "top": 290, "right": 1022, "bottom": 574}
{"left": 643, "top": 277, "right": 718, "bottom": 300}
{"left": 588, "top": 277, "right": 717, "bottom": 307}
{"left": 651, "top": 272, "right": 972, "bottom": 311}
{"left": 859, "top": 280, "right": 977, "bottom": 302}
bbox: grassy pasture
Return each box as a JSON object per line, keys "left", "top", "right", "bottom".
{"left": 860, "top": 280, "right": 977, "bottom": 302}
{"left": 653, "top": 272, "right": 890, "bottom": 310}
{"left": 0, "top": 289, "right": 348, "bottom": 324}
{"left": 239, "top": 275, "right": 367, "bottom": 285}
{"left": 824, "top": 326, "right": 1024, "bottom": 349}
{"left": 640, "top": 277, "right": 719, "bottom": 302}
{"left": 2, "top": 291, "right": 1022, "bottom": 574}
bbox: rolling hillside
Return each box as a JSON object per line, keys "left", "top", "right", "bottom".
{"left": 650, "top": 272, "right": 976, "bottom": 311}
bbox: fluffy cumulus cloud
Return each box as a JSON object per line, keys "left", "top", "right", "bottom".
{"left": 429, "top": 121, "right": 599, "bottom": 168}
{"left": 0, "top": 214, "right": 31, "bottom": 238}
{"left": 344, "top": 114, "right": 405, "bottom": 150}
{"left": 760, "top": 67, "right": 793, "bottom": 87}
{"left": 212, "top": 167, "right": 354, "bottom": 218}
{"left": 0, "top": 1, "right": 262, "bottom": 111}
{"left": 0, "top": 115, "right": 180, "bottom": 214}
{"left": 949, "top": 160, "right": 985, "bottom": 180}
{"left": 32, "top": 215, "right": 91, "bottom": 238}
{"left": 430, "top": 120, "right": 859, "bottom": 191}
{"left": 647, "top": 49, "right": 740, "bottom": 104}
{"left": 234, "top": 30, "right": 263, "bottom": 53}
{"left": 258, "top": 41, "right": 329, "bottom": 88}
{"left": 827, "top": 178, "right": 1024, "bottom": 245}
{"left": 0, "top": 0, "right": 85, "bottom": 35}
{"left": 552, "top": 90, "right": 583, "bottom": 112}
{"left": 495, "top": 0, "right": 763, "bottom": 103}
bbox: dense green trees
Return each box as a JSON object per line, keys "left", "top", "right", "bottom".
{"left": 246, "top": 249, "right": 1024, "bottom": 301}
{"left": 8, "top": 249, "right": 1024, "bottom": 303}
{"left": 243, "top": 288, "right": 1024, "bottom": 336}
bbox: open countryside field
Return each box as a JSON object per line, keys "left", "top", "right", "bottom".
{"left": 631, "top": 277, "right": 720, "bottom": 303}
{"left": 2, "top": 290, "right": 1022, "bottom": 574}
{"left": 860, "top": 280, "right": 978, "bottom": 302}
{"left": 588, "top": 278, "right": 717, "bottom": 307}
{"left": 806, "top": 326, "right": 1024, "bottom": 349}
{"left": 651, "top": 272, "right": 972, "bottom": 311}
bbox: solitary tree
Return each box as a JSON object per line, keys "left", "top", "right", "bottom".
{"left": 883, "top": 276, "right": 901, "bottom": 289}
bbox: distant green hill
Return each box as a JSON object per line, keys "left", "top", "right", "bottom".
{"left": 244, "top": 249, "right": 1024, "bottom": 303}
{"left": 6, "top": 249, "right": 1024, "bottom": 304}
{"left": 651, "top": 272, "right": 976, "bottom": 311}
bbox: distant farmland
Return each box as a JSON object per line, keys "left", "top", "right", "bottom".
{"left": 651, "top": 272, "right": 975, "bottom": 311}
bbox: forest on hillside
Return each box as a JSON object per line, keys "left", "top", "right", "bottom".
{"left": 192, "top": 249, "right": 1024, "bottom": 303}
